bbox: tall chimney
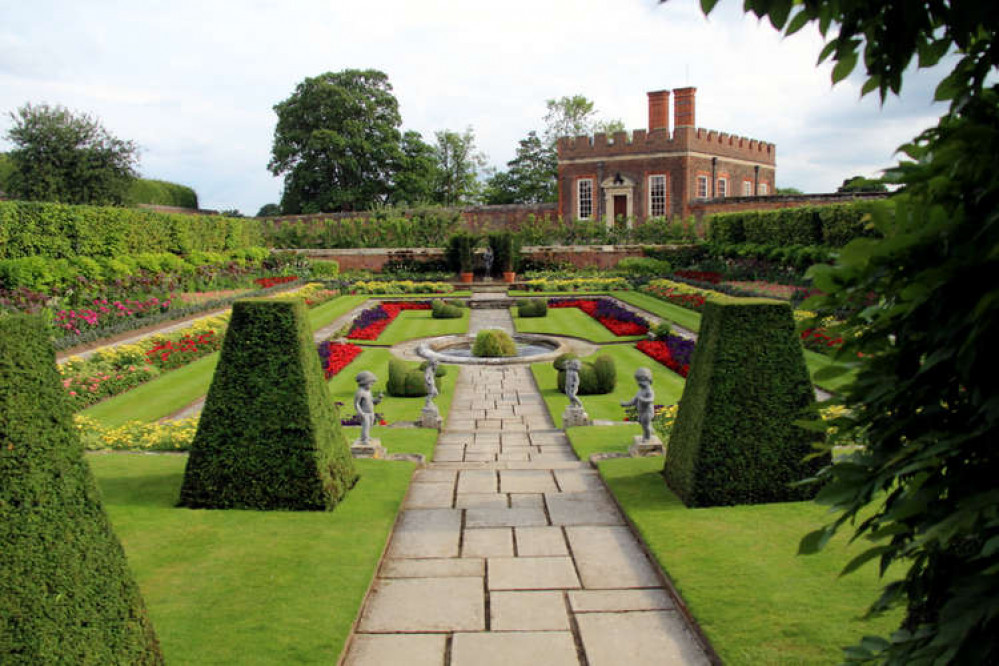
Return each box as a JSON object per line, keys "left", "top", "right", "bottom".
{"left": 673, "top": 87, "right": 697, "bottom": 128}
{"left": 647, "top": 90, "right": 670, "bottom": 133}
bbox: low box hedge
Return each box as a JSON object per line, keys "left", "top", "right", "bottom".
{"left": 554, "top": 353, "right": 617, "bottom": 395}
{"left": 386, "top": 358, "right": 446, "bottom": 397}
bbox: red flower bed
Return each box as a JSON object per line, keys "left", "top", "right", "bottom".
{"left": 317, "top": 342, "right": 362, "bottom": 379}
{"left": 636, "top": 340, "right": 690, "bottom": 378}
{"left": 548, "top": 298, "right": 649, "bottom": 336}
{"left": 145, "top": 331, "right": 222, "bottom": 370}
{"left": 254, "top": 275, "right": 299, "bottom": 289}
{"left": 674, "top": 270, "right": 723, "bottom": 284}
{"left": 800, "top": 327, "right": 844, "bottom": 352}
{"left": 347, "top": 301, "right": 432, "bottom": 341}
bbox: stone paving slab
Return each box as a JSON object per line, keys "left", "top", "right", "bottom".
{"left": 450, "top": 632, "right": 580, "bottom": 666}
{"left": 344, "top": 633, "right": 447, "bottom": 666}
{"left": 490, "top": 590, "right": 571, "bottom": 631}
{"left": 457, "top": 470, "right": 498, "bottom": 494}
{"left": 387, "top": 509, "right": 462, "bottom": 559}
{"left": 488, "top": 556, "right": 581, "bottom": 590}
{"left": 545, "top": 492, "right": 624, "bottom": 526}
{"left": 515, "top": 526, "right": 570, "bottom": 557}
{"left": 569, "top": 588, "right": 674, "bottom": 612}
{"left": 466, "top": 506, "right": 548, "bottom": 528}
{"left": 381, "top": 557, "right": 484, "bottom": 578}
{"left": 500, "top": 469, "right": 558, "bottom": 493}
{"left": 575, "top": 611, "right": 710, "bottom": 666}
{"left": 565, "top": 526, "right": 662, "bottom": 589}
{"left": 403, "top": 483, "right": 454, "bottom": 509}
{"left": 462, "top": 527, "right": 514, "bottom": 558}
{"left": 455, "top": 493, "right": 508, "bottom": 509}
{"left": 358, "top": 577, "right": 484, "bottom": 632}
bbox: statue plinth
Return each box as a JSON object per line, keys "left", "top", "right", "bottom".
{"left": 351, "top": 438, "right": 386, "bottom": 459}
{"left": 562, "top": 405, "right": 592, "bottom": 428}
{"left": 421, "top": 404, "right": 443, "bottom": 429}
{"left": 629, "top": 435, "right": 664, "bottom": 457}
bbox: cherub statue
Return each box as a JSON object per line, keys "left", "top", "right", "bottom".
{"left": 564, "top": 358, "right": 583, "bottom": 408}
{"left": 424, "top": 359, "right": 439, "bottom": 407}
{"left": 621, "top": 367, "right": 655, "bottom": 441}
{"left": 353, "top": 370, "right": 383, "bottom": 444}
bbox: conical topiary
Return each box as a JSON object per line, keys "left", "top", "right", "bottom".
{"left": 179, "top": 298, "right": 357, "bottom": 510}
{"left": 0, "top": 314, "right": 163, "bottom": 665}
{"left": 663, "top": 296, "right": 826, "bottom": 507}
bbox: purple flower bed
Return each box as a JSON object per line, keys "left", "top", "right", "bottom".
{"left": 666, "top": 334, "right": 695, "bottom": 367}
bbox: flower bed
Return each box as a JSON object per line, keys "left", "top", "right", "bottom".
{"left": 721, "top": 280, "right": 818, "bottom": 301}
{"left": 254, "top": 275, "right": 299, "bottom": 289}
{"left": 76, "top": 415, "right": 199, "bottom": 451}
{"left": 54, "top": 296, "right": 172, "bottom": 336}
{"left": 524, "top": 277, "right": 630, "bottom": 292}
{"left": 145, "top": 329, "right": 223, "bottom": 371}
{"left": 674, "top": 270, "right": 723, "bottom": 284}
{"left": 636, "top": 337, "right": 695, "bottom": 378}
{"left": 317, "top": 341, "right": 362, "bottom": 379}
{"left": 549, "top": 297, "right": 649, "bottom": 336}
{"left": 349, "top": 280, "right": 453, "bottom": 295}
{"left": 641, "top": 279, "right": 710, "bottom": 312}
{"left": 347, "top": 301, "right": 432, "bottom": 341}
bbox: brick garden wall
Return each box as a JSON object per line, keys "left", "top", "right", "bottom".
{"left": 688, "top": 192, "right": 889, "bottom": 218}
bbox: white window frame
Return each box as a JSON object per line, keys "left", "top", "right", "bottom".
{"left": 717, "top": 177, "right": 728, "bottom": 198}
{"left": 742, "top": 180, "right": 753, "bottom": 196}
{"left": 696, "top": 175, "right": 708, "bottom": 198}
{"left": 759, "top": 182, "right": 769, "bottom": 195}
{"left": 577, "top": 178, "right": 594, "bottom": 220}
{"left": 648, "top": 174, "right": 667, "bottom": 217}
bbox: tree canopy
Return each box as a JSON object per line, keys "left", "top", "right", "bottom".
{"left": 3, "top": 103, "right": 138, "bottom": 206}
{"left": 837, "top": 175, "right": 887, "bottom": 193}
{"left": 484, "top": 131, "right": 557, "bottom": 204}
{"left": 690, "top": 0, "right": 999, "bottom": 662}
{"left": 268, "top": 69, "right": 406, "bottom": 213}
{"left": 431, "top": 127, "right": 487, "bottom": 207}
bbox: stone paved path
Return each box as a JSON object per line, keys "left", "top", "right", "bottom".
{"left": 343, "top": 308, "right": 711, "bottom": 665}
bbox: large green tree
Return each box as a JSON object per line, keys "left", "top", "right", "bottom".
{"left": 432, "top": 127, "right": 487, "bottom": 206}
{"left": 484, "top": 131, "right": 557, "bottom": 204}
{"left": 268, "top": 69, "right": 405, "bottom": 213}
{"left": 389, "top": 130, "right": 437, "bottom": 206}
{"left": 4, "top": 103, "right": 138, "bottom": 206}
{"left": 687, "top": 0, "right": 999, "bottom": 663}
{"left": 543, "top": 94, "right": 624, "bottom": 144}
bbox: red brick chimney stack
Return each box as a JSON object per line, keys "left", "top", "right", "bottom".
{"left": 647, "top": 90, "right": 670, "bottom": 133}
{"left": 673, "top": 87, "right": 697, "bottom": 128}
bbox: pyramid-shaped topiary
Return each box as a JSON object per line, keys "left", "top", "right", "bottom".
{"left": 0, "top": 314, "right": 163, "bottom": 664}
{"left": 663, "top": 296, "right": 826, "bottom": 507}
{"left": 179, "top": 298, "right": 357, "bottom": 510}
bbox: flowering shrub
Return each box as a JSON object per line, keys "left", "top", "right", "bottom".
{"left": 800, "top": 327, "right": 845, "bottom": 352}
{"left": 641, "top": 279, "right": 710, "bottom": 311}
{"left": 652, "top": 403, "right": 679, "bottom": 441}
{"left": 62, "top": 364, "right": 159, "bottom": 410}
{"left": 635, "top": 337, "right": 695, "bottom": 377}
{"left": 284, "top": 282, "right": 339, "bottom": 307}
{"left": 524, "top": 277, "right": 630, "bottom": 292}
{"left": 75, "top": 415, "right": 198, "bottom": 451}
{"left": 317, "top": 341, "right": 362, "bottom": 379}
{"left": 349, "top": 280, "right": 454, "bottom": 294}
{"left": 254, "top": 275, "right": 299, "bottom": 289}
{"left": 347, "top": 301, "right": 431, "bottom": 340}
{"left": 674, "top": 270, "right": 723, "bottom": 284}
{"left": 549, "top": 297, "right": 649, "bottom": 336}
{"left": 54, "top": 296, "right": 172, "bottom": 336}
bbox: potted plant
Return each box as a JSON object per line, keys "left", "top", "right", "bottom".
{"left": 489, "top": 231, "right": 518, "bottom": 283}
{"left": 447, "top": 232, "right": 476, "bottom": 283}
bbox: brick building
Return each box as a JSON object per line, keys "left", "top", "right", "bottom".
{"left": 556, "top": 87, "right": 776, "bottom": 224}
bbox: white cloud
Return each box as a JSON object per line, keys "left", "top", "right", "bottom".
{"left": 0, "top": 0, "right": 951, "bottom": 213}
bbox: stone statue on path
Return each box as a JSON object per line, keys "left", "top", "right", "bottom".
{"left": 424, "top": 359, "right": 439, "bottom": 408}
{"left": 353, "top": 370, "right": 383, "bottom": 445}
{"left": 482, "top": 246, "right": 494, "bottom": 276}
{"left": 622, "top": 367, "right": 655, "bottom": 442}
{"left": 564, "top": 358, "right": 583, "bottom": 408}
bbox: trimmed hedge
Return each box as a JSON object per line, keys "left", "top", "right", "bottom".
{"left": 432, "top": 299, "right": 463, "bottom": 319}
{"left": 179, "top": 298, "right": 357, "bottom": 510}
{"left": 386, "top": 358, "right": 446, "bottom": 397}
{"left": 663, "top": 297, "right": 825, "bottom": 506}
{"left": 706, "top": 201, "right": 889, "bottom": 248}
{"left": 0, "top": 315, "right": 164, "bottom": 664}
{"left": 518, "top": 299, "right": 548, "bottom": 318}
{"left": 472, "top": 329, "right": 516, "bottom": 357}
{"left": 0, "top": 200, "right": 263, "bottom": 260}
{"left": 127, "top": 178, "right": 199, "bottom": 209}
{"left": 554, "top": 353, "right": 617, "bottom": 395}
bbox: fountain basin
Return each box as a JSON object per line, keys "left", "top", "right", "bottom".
{"left": 417, "top": 333, "right": 571, "bottom": 365}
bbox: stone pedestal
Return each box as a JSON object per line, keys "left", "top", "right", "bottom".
{"left": 351, "top": 438, "right": 386, "bottom": 459}
{"left": 421, "top": 404, "right": 443, "bottom": 429}
{"left": 562, "top": 405, "right": 592, "bottom": 428}
{"left": 629, "top": 435, "right": 664, "bottom": 457}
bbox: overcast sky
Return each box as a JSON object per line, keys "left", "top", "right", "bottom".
{"left": 1, "top": 0, "right": 950, "bottom": 214}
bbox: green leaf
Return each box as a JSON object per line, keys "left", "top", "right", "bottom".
{"left": 784, "top": 9, "right": 811, "bottom": 36}
{"left": 841, "top": 545, "right": 893, "bottom": 576}
{"left": 799, "top": 527, "right": 834, "bottom": 554}
{"left": 817, "top": 40, "right": 837, "bottom": 65}
{"left": 699, "top": 0, "right": 720, "bottom": 15}
{"left": 934, "top": 70, "right": 963, "bottom": 102}
{"left": 861, "top": 76, "right": 881, "bottom": 97}
{"left": 767, "top": 0, "right": 793, "bottom": 31}
{"left": 832, "top": 53, "right": 858, "bottom": 84}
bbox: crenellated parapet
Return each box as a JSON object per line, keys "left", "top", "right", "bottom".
{"left": 557, "top": 126, "right": 775, "bottom": 165}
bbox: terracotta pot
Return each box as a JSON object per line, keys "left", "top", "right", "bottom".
{"left": 502, "top": 271, "right": 516, "bottom": 283}
{"left": 459, "top": 272, "right": 474, "bottom": 283}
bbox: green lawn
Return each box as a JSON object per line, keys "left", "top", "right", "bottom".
{"left": 614, "top": 291, "right": 703, "bottom": 332}
{"left": 513, "top": 307, "right": 646, "bottom": 343}
{"left": 596, "top": 457, "right": 902, "bottom": 665}
{"left": 531, "top": 345, "right": 685, "bottom": 427}
{"left": 566, "top": 424, "right": 642, "bottom": 459}
{"left": 366, "top": 308, "right": 469, "bottom": 346}
{"left": 81, "top": 295, "right": 370, "bottom": 427}
{"left": 89, "top": 453, "right": 414, "bottom": 665}
{"left": 508, "top": 290, "right": 613, "bottom": 297}
{"left": 327, "top": 347, "right": 458, "bottom": 431}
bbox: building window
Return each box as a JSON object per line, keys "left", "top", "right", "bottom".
{"left": 742, "top": 180, "right": 753, "bottom": 196}
{"left": 717, "top": 177, "right": 728, "bottom": 198}
{"left": 577, "top": 178, "right": 594, "bottom": 219}
{"left": 696, "top": 175, "right": 708, "bottom": 198}
{"left": 648, "top": 174, "right": 667, "bottom": 217}
{"left": 759, "top": 182, "right": 769, "bottom": 195}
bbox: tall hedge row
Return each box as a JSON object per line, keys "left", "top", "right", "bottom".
{"left": 0, "top": 200, "right": 262, "bottom": 260}
{"left": 0, "top": 315, "right": 163, "bottom": 664}
{"left": 663, "top": 297, "right": 826, "bottom": 507}
{"left": 707, "top": 201, "right": 890, "bottom": 247}
{"left": 127, "top": 178, "right": 199, "bottom": 209}
{"left": 179, "top": 298, "right": 357, "bottom": 510}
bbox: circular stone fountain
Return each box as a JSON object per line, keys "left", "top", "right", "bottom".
{"left": 417, "top": 333, "right": 577, "bottom": 366}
